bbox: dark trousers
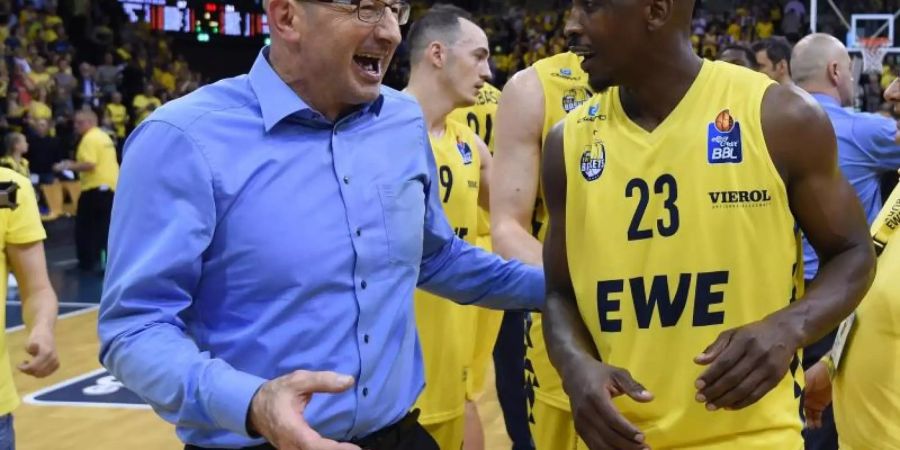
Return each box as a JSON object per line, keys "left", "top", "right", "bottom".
{"left": 184, "top": 411, "right": 437, "bottom": 450}
{"left": 493, "top": 311, "right": 535, "bottom": 450}
{"left": 801, "top": 279, "right": 839, "bottom": 450}
{"left": 75, "top": 188, "right": 113, "bottom": 270}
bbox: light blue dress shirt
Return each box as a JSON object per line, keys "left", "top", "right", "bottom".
{"left": 803, "top": 93, "right": 900, "bottom": 280}
{"left": 98, "top": 48, "right": 544, "bottom": 448}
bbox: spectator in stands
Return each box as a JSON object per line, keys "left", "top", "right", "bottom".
{"left": 755, "top": 13, "right": 775, "bottom": 40}
{"left": 26, "top": 56, "right": 52, "bottom": 91}
{"left": 53, "top": 57, "right": 77, "bottom": 98}
{"left": 27, "top": 87, "right": 52, "bottom": 125}
{"left": 26, "top": 118, "right": 65, "bottom": 221}
{"left": 131, "top": 83, "right": 160, "bottom": 127}
{"left": 96, "top": 52, "right": 119, "bottom": 96}
{"left": 719, "top": 44, "right": 759, "bottom": 69}
{"left": 54, "top": 109, "right": 118, "bottom": 271}
{"left": 753, "top": 36, "right": 793, "bottom": 85}
{"left": 1, "top": 131, "right": 30, "bottom": 178}
{"left": 75, "top": 62, "right": 99, "bottom": 109}
{"left": 103, "top": 91, "right": 128, "bottom": 146}
{"left": 792, "top": 33, "right": 900, "bottom": 450}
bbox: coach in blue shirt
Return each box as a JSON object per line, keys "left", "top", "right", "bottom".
{"left": 792, "top": 34, "right": 900, "bottom": 282}
{"left": 791, "top": 33, "right": 900, "bottom": 450}
{"left": 97, "top": 2, "right": 543, "bottom": 450}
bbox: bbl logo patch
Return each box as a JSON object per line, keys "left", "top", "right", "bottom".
{"left": 457, "top": 139, "right": 473, "bottom": 165}
{"left": 580, "top": 140, "right": 606, "bottom": 181}
{"left": 562, "top": 88, "right": 592, "bottom": 113}
{"left": 561, "top": 68, "right": 572, "bottom": 77}
{"left": 708, "top": 109, "right": 742, "bottom": 164}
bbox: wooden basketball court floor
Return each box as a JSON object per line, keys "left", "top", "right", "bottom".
{"left": 7, "top": 220, "right": 514, "bottom": 450}
{"left": 6, "top": 219, "right": 180, "bottom": 450}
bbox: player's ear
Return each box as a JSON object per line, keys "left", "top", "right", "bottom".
{"left": 428, "top": 41, "right": 447, "bottom": 69}
{"left": 646, "top": 0, "right": 674, "bottom": 32}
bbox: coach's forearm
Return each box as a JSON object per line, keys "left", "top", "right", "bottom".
{"left": 544, "top": 290, "right": 603, "bottom": 387}
{"left": 769, "top": 240, "right": 875, "bottom": 348}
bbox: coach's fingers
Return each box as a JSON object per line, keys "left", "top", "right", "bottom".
{"left": 287, "top": 370, "right": 355, "bottom": 395}
{"left": 694, "top": 330, "right": 735, "bottom": 366}
{"left": 285, "top": 401, "right": 361, "bottom": 450}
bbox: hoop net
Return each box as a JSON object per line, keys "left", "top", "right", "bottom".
{"left": 859, "top": 37, "right": 891, "bottom": 74}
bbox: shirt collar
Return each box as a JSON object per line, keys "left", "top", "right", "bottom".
{"left": 811, "top": 92, "right": 841, "bottom": 108}
{"left": 249, "top": 46, "right": 385, "bottom": 132}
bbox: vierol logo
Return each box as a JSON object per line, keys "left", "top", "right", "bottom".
{"left": 708, "top": 189, "right": 772, "bottom": 209}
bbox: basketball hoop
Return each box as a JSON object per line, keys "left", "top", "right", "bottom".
{"left": 859, "top": 37, "right": 892, "bottom": 74}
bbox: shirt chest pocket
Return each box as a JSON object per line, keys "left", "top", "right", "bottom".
{"left": 378, "top": 180, "right": 425, "bottom": 267}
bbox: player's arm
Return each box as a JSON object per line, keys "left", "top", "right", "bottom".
{"left": 490, "top": 68, "right": 545, "bottom": 265}
{"left": 695, "top": 84, "right": 876, "bottom": 411}
{"left": 542, "top": 121, "right": 652, "bottom": 450}
{"left": 476, "top": 135, "right": 491, "bottom": 210}
{"left": 9, "top": 241, "right": 59, "bottom": 378}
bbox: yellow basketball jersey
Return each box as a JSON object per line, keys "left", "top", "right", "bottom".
{"left": 414, "top": 119, "right": 483, "bottom": 424}
{"left": 527, "top": 53, "right": 594, "bottom": 413}
{"left": 449, "top": 85, "right": 505, "bottom": 399}
{"left": 564, "top": 60, "right": 804, "bottom": 449}
{"left": 833, "top": 184, "right": 900, "bottom": 449}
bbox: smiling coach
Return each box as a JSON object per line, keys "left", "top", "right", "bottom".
{"left": 97, "top": 1, "right": 544, "bottom": 450}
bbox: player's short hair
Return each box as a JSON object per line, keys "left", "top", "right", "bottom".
{"left": 752, "top": 36, "right": 793, "bottom": 73}
{"left": 721, "top": 44, "right": 760, "bottom": 70}
{"left": 407, "top": 4, "right": 474, "bottom": 66}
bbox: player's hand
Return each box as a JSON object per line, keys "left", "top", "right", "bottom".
{"left": 17, "top": 327, "right": 59, "bottom": 378}
{"left": 694, "top": 319, "right": 801, "bottom": 411}
{"left": 248, "top": 370, "right": 361, "bottom": 450}
{"left": 563, "top": 357, "right": 653, "bottom": 450}
{"left": 802, "top": 360, "right": 832, "bottom": 429}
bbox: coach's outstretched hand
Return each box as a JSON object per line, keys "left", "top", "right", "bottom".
{"left": 694, "top": 319, "right": 801, "bottom": 411}
{"left": 566, "top": 357, "right": 654, "bottom": 450}
{"left": 248, "top": 370, "right": 361, "bottom": 450}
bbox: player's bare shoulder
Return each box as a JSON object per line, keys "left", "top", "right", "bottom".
{"left": 760, "top": 82, "right": 838, "bottom": 182}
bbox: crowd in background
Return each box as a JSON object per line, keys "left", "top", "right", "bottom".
{"left": 2, "top": 0, "right": 900, "bottom": 220}
{"left": 0, "top": 0, "right": 204, "bottom": 221}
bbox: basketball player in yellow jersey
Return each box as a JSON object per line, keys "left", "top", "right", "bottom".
{"left": 449, "top": 83, "right": 506, "bottom": 450}
{"left": 803, "top": 80, "right": 900, "bottom": 449}
{"left": 542, "top": 1, "right": 876, "bottom": 449}
{"left": 491, "top": 17, "right": 592, "bottom": 450}
{"left": 404, "top": 6, "right": 496, "bottom": 449}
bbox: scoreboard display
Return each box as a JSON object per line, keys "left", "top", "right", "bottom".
{"left": 119, "top": 0, "right": 269, "bottom": 41}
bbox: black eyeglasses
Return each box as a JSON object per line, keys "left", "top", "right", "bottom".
{"left": 312, "top": 0, "right": 411, "bottom": 25}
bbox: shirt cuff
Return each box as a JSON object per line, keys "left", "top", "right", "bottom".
{"left": 207, "top": 368, "right": 267, "bottom": 437}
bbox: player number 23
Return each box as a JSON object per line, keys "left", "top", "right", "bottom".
{"left": 626, "top": 174, "right": 679, "bottom": 241}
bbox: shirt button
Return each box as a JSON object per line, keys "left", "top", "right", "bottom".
{"left": 361, "top": 280, "right": 367, "bottom": 289}
{"left": 343, "top": 176, "right": 350, "bottom": 184}
{"left": 362, "top": 387, "right": 369, "bottom": 397}
{"left": 364, "top": 334, "right": 369, "bottom": 343}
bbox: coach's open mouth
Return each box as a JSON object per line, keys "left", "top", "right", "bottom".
{"left": 569, "top": 46, "right": 595, "bottom": 59}
{"left": 353, "top": 53, "right": 383, "bottom": 77}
